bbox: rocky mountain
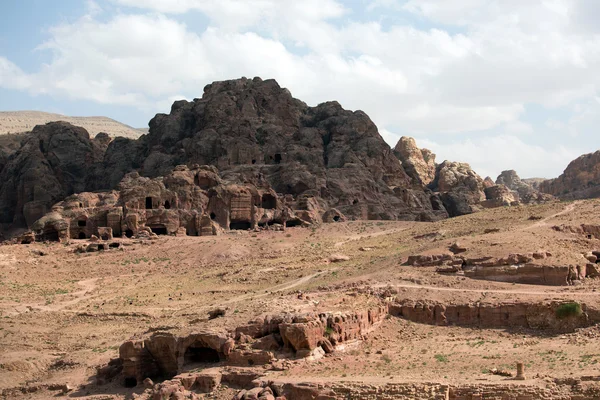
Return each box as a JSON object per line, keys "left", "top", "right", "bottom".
{"left": 0, "top": 77, "right": 563, "bottom": 238}
{"left": 0, "top": 77, "right": 451, "bottom": 236}
{"left": 496, "top": 170, "right": 554, "bottom": 204}
{"left": 0, "top": 122, "right": 106, "bottom": 233}
{"left": 540, "top": 150, "right": 600, "bottom": 199}
{"left": 0, "top": 111, "right": 144, "bottom": 139}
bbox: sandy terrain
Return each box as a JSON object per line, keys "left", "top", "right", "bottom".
{"left": 1, "top": 199, "right": 600, "bottom": 398}
{"left": 0, "top": 111, "right": 146, "bottom": 139}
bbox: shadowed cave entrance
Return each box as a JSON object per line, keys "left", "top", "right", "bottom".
{"left": 40, "top": 227, "right": 59, "bottom": 242}
{"left": 149, "top": 225, "right": 168, "bottom": 235}
{"left": 230, "top": 221, "right": 251, "bottom": 230}
{"left": 184, "top": 344, "right": 221, "bottom": 366}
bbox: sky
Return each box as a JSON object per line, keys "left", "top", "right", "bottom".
{"left": 1, "top": 0, "right": 599, "bottom": 180}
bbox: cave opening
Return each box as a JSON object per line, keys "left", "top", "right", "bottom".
{"left": 41, "top": 228, "right": 59, "bottom": 242}
{"left": 124, "top": 377, "right": 137, "bottom": 388}
{"left": 78, "top": 219, "right": 87, "bottom": 227}
{"left": 195, "top": 176, "right": 216, "bottom": 190}
{"left": 285, "top": 220, "right": 302, "bottom": 228}
{"left": 164, "top": 200, "right": 171, "bottom": 209}
{"left": 125, "top": 229, "right": 134, "bottom": 238}
{"left": 78, "top": 232, "right": 87, "bottom": 239}
{"left": 333, "top": 216, "right": 340, "bottom": 222}
{"left": 230, "top": 221, "right": 251, "bottom": 230}
{"left": 150, "top": 225, "right": 168, "bottom": 235}
{"left": 210, "top": 212, "right": 216, "bottom": 220}
{"left": 261, "top": 193, "right": 277, "bottom": 209}
{"left": 184, "top": 345, "right": 221, "bottom": 365}
{"left": 274, "top": 153, "right": 282, "bottom": 164}
{"left": 145, "top": 197, "right": 153, "bottom": 210}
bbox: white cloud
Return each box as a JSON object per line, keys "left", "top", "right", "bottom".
{"left": 414, "top": 135, "right": 580, "bottom": 179}
{"left": 1, "top": 0, "right": 600, "bottom": 177}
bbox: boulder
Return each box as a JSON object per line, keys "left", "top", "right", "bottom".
{"left": 393, "top": 136, "right": 436, "bottom": 186}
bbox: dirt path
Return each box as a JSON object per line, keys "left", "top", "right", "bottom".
{"left": 525, "top": 201, "right": 578, "bottom": 230}
{"left": 221, "top": 270, "right": 331, "bottom": 305}
{"left": 334, "top": 227, "right": 410, "bottom": 248}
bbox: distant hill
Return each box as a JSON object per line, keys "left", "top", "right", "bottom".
{"left": 0, "top": 111, "right": 145, "bottom": 139}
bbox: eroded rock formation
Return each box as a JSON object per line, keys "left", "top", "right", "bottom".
{"left": 2, "top": 78, "right": 456, "bottom": 238}
{"left": 27, "top": 165, "right": 304, "bottom": 241}
{"left": 393, "top": 136, "right": 436, "bottom": 187}
{"left": 112, "top": 306, "right": 386, "bottom": 387}
{"left": 496, "top": 169, "right": 554, "bottom": 204}
{"left": 389, "top": 300, "right": 595, "bottom": 332}
{"left": 0, "top": 122, "right": 105, "bottom": 233}
{"left": 540, "top": 150, "right": 600, "bottom": 199}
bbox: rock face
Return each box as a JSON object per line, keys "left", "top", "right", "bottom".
{"left": 0, "top": 122, "right": 105, "bottom": 233}
{"left": 389, "top": 300, "right": 595, "bottom": 332}
{"left": 393, "top": 136, "right": 436, "bottom": 186}
{"left": 482, "top": 184, "right": 519, "bottom": 208}
{"left": 115, "top": 306, "right": 386, "bottom": 387}
{"left": 429, "top": 161, "right": 486, "bottom": 217}
{"left": 496, "top": 170, "right": 554, "bottom": 204}
{"left": 2, "top": 78, "right": 453, "bottom": 237}
{"left": 96, "top": 77, "right": 445, "bottom": 222}
{"left": 28, "top": 164, "right": 299, "bottom": 241}
{"left": 540, "top": 150, "right": 600, "bottom": 199}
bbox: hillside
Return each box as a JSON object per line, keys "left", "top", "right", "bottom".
{"left": 0, "top": 111, "right": 145, "bottom": 139}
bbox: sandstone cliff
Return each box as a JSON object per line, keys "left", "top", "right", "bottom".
{"left": 540, "top": 150, "right": 600, "bottom": 199}
{"left": 0, "top": 78, "right": 452, "bottom": 235}
{"left": 496, "top": 169, "right": 554, "bottom": 204}
{"left": 0, "top": 122, "right": 105, "bottom": 233}
{"left": 393, "top": 136, "right": 436, "bottom": 187}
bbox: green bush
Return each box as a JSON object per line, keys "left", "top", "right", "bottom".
{"left": 555, "top": 302, "right": 583, "bottom": 319}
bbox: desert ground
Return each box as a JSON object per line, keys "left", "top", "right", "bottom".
{"left": 2, "top": 199, "right": 600, "bottom": 398}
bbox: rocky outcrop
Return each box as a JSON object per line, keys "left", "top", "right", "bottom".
{"left": 0, "top": 122, "right": 105, "bottom": 232}
{"left": 94, "top": 77, "right": 445, "bottom": 223}
{"left": 113, "top": 306, "right": 386, "bottom": 387}
{"left": 27, "top": 164, "right": 303, "bottom": 241}
{"left": 393, "top": 136, "right": 436, "bottom": 186}
{"left": 429, "top": 161, "right": 486, "bottom": 217}
{"left": 389, "top": 300, "right": 594, "bottom": 332}
{"left": 481, "top": 184, "right": 519, "bottom": 208}
{"left": 2, "top": 78, "right": 454, "bottom": 237}
{"left": 405, "top": 251, "right": 587, "bottom": 285}
{"left": 496, "top": 170, "right": 554, "bottom": 204}
{"left": 540, "top": 150, "right": 600, "bottom": 199}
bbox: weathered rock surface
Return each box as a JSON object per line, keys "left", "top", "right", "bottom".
{"left": 389, "top": 300, "right": 595, "bottom": 332}
{"left": 540, "top": 150, "right": 600, "bottom": 199}
{"left": 113, "top": 306, "right": 386, "bottom": 387}
{"left": 393, "top": 136, "right": 436, "bottom": 186}
{"left": 0, "top": 122, "right": 105, "bottom": 233}
{"left": 496, "top": 170, "right": 554, "bottom": 204}
{"left": 27, "top": 164, "right": 296, "bottom": 241}
{"left": 429, "top": 161, "right": 486, "bottom": 217}
{"left": 2, "top": 78, "right": 453, "bottom": 237}
{"left": 482, "top": 184, "right": 519, "bottom": 208}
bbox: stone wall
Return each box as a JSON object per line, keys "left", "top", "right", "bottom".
{"left": 388, "top": 300, "right": 595, "bottom": 332}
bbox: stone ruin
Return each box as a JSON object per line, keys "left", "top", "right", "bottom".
{"left": 405, "top": 251, "right": 593, "bottom": 286}
{"left": 99, "top": 306, "right": 387, "bottom": 389}
{"left": 23, "top": 164, "right": 337, "bottom": 242}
